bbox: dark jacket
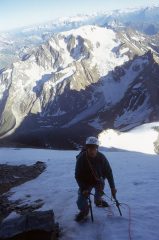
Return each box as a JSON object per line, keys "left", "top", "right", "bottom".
{"left": 75, "top": 150, "right": 115, "bottom": 191}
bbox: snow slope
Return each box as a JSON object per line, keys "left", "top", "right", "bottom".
{"left": 99, "top": 122, "right": 159, "bottom": 155}
{"left": 1, "top": 148, "right": 159, "bottom": 240}
{"left": 61, "top": 25, "right": 128, "bottom": 76}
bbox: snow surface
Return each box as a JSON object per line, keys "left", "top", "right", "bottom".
{"left": 99, "top": 122, "right": 159, "bottom": 154}
{"left": 100, "top": 57, "right": 149, "bottom": 109}
{"left": 1, "top": 148, "right": 159, "bottom": 240}
{"left": 114, "top": 98, "right": 152, "bottom": 130}
{"left": 0, "top": 68, "right": 12, "bottom": 100}
{"left": 61, "top": 25, "right": 128, "bottom": 76}
{"left": 88, "top": 117, "right": 103, "bottom": 130}
{"left": 62, "top": 93, "right": 105, "bottom": 127}
{"left": 120, "top": 48, "right": 129, "bottom": 55}
{"left": 131, "top": 36, "right": 140, "bottom": 42}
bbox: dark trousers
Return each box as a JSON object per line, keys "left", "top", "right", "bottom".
{"left": 76, "top": 180, "right": 105, "bottom": 211}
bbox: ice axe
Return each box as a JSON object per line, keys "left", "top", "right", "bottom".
{"left": 88, "top": 195, "right": 94, "bottom": 222}
{"left": 102, "top": 191, "right": 122, "bottom": 216}
{"left": 114, "top": 197, "right": 122, "bottom": 216}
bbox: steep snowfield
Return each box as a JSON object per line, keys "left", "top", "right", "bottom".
{"left": 48, "top": 25, "right": 128, "bottom": 77}
{"left": 1, "top": 148, "right": 159, "bottom": 240}
{"left": 100, "top": 56, "right": 149, "bottom": 109}
{"left": 99, "top": 122, "right": 159, "bottom": 154}
{"left": 61, "top": 25, "right": 128, "bottom": 76}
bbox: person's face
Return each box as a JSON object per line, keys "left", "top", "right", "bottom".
{"left": 86, "top": 145, "right": 98, "bottom": 158}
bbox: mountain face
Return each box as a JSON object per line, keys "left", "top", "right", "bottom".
{"left": 1, "top": 5, "right": 159, "bottom": 69}
{"left": 105, "top": 6, "right": 159, "bottom": 35}
{"left": 0, "top": 25, "right": 159, "bottom": 148}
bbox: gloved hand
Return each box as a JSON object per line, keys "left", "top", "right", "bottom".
{"left": 99, "top": 189, "right": 105, "bottom": 196}
{"left": 111, "top": 188, "right": 117, "bottom": 199}
{"left": 82, "top": 190, "right": 90, "bottom": 198}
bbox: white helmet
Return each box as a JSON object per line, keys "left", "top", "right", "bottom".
{"left": 86, "top": 136, "right": 99, "bottom": 146}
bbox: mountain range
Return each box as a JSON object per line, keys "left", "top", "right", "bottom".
{"left": 0, "top": 6, "right": 159, "bottom": 151}
{"left": 1, "top": 5, "right": 159, "bottom": 69}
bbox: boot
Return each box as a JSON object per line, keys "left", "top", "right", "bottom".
{"left": 75, "top": 207, "right": 89, "bottom": 222}
{"left": 95, "top": 199, "right": 109, "bottom": 208}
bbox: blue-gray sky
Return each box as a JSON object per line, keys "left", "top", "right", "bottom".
{"left": 0, "top": 0, "right": 158, "bottom": 31}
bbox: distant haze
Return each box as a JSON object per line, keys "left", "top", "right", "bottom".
{"left": 0, "top": 0, "right": 159, "bottom": 31}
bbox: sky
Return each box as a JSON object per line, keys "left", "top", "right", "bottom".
{"left": 0, "top": 0, "right": 159, "bottom": 31}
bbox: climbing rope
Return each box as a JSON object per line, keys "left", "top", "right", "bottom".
{"left": 105, "top": 193, "right": 133, "bottom": 240}
{"left": 120, "top": 203, "right": 132, "bottom": 240}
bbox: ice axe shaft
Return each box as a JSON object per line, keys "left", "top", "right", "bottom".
{"left": 88, "top": 196, "right": 94, "bottom": 222}
{"left": 114, "top": 197, "right": 122, "bottom": 216}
